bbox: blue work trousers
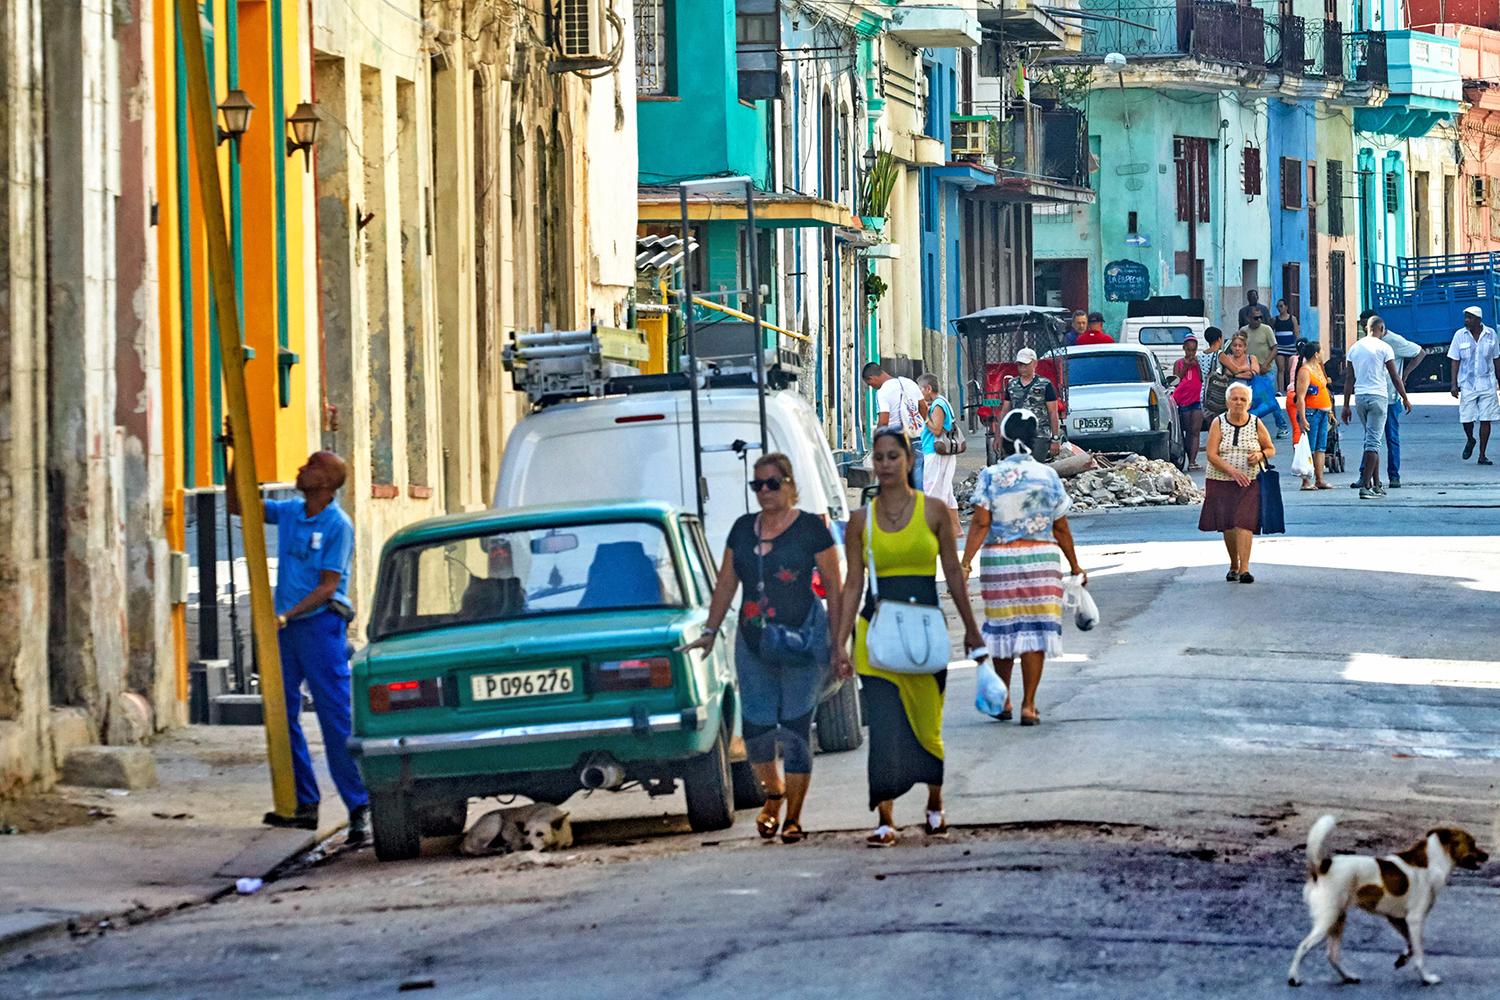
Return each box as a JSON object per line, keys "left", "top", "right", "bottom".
{"left": 278, "top": 611, "right": 368, "bottom": 811}
{"left": 1385, "top": 401, "right": 1402, "bottom": 480}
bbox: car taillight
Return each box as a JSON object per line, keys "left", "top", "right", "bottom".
{"left": 369, "top": 678, "right": 443, "bottom": 713}
{"left": 595, "top": 657, "right": 673, "bottom": 691}
{"left": 1148, "top": 389, "right": 1160, "bottom": 430}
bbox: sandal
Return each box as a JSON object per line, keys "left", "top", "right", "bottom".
{"left": 1316, "top": 481, "right": 1334, "bottom": 490}
{"left": 998, "top": 702, "right": 1013, "bottom": 722}
{"left": 756, "top": 794, "right": 783, "bottom": 840}
{"left": 866, "top": 825, "right": 898, "bottom": 848}
{"left": 924, "top": 810, "right": 950, "bottom": 838}
{"left": 1020, "top": 709, "right": 1041, "bottom": 726}
{"left": 780, "top": 821, "right": 805, "bottom": 845}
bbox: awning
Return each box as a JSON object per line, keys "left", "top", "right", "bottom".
{"left": 930, "top": 163, "right": 998, "bottom": 191}
{"left": 638, "top": 186, "right": 862, "bottom": 230}
{"left": 978, "top": 4, "right": 1067, "bottom": 45}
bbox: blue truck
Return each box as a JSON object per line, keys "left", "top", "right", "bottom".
{"left": 1370, "top": 252, "right": 1500, "bottom": 391}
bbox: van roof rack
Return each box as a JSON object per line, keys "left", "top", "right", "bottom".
{"left": 504, "top": 326, "right": 800, "bottom": 409}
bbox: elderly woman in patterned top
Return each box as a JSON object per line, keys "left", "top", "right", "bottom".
{"left": 961, "top": 410, "right": 1086, "bottom": 726}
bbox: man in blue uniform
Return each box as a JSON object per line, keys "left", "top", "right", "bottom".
{"left": 228, "top": 446, "right": 370, "bottom": 844}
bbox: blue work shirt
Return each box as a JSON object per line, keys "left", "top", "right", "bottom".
{"left": 264, "top": 498, "right": 354, "bottom": 617}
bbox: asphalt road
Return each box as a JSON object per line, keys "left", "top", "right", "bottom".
{"left": 4, "top": 399, "right": 1498, "bottom": 999}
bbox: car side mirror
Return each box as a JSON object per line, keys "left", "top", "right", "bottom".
{"left": 1163, "top": 374, "right": 1180, "bottom": 388}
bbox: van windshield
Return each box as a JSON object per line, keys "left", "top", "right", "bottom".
{"left": 1137, "top": 325, "right": 1195, "bottom": 346}
{"left": 370, "top": 521, "right": 685, "bottom": 639}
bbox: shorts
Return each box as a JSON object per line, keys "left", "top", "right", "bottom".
{"left": 922, "top": 449, "right": 958, "bottom": 509}
{"left": 1303, "top": 408, "right": 1331, "bottom": 453}
{"left": 1177, "top": 401, "right": 1203, "bottom": 414}
{"left": 1458, "top": 387, "right": 1500, "bottom": 423}
{"left": 1355, "top": 394, "right": 1388, "bottom": 452}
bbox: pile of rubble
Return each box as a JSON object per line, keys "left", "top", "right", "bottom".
{"left": 1066, "top": 454, "right": 1201, "bottom": 511}
{"left": 956, "top": 450, "right": 1202, "bottom": 514}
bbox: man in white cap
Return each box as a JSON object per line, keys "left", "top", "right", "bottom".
{"left": 999, "top": 348, "right": 1061, "bottom": 458}
{"left": 1449, "top": 305, "right": 1500, "bottom": 465}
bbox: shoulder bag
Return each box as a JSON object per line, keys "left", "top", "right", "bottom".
{"left": 753, "top": 514, "right": 828, "bottom": 666}
{"left": 933, "top": 397, "right": 967, "bottom": 455}
{"left": 862, "top": 501, "right": 951, "bottom": 674}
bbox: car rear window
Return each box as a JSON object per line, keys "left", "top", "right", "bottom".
{"left": 1066, "top": 353, "right": 1151, "bottom": 386}
{"left": 1137, "top": 325, "right": 1195, "bottom": 346}
{"left": 370, "top": 521, "right": 685, "bottom": 639}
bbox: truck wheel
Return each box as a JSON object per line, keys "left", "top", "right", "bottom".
{"left": 815, "top": 677, "right": 863, "bottom": 752}
{"left": 683, "top": 723, "right": 735, "bottom": 833}
{"left": 419, "top": 798, "right": 469, "bottom": 837}
{"left": 369, "top": 790, "right": 421, "bottom": 862}
{"left": 731, "top": 759, "right": 765, "bottom": 810}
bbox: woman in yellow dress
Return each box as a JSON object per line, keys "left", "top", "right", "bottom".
{"left": 835, "top": 428, "right": 982, "bottom": 847}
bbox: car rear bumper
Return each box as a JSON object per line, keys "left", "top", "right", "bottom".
{"left": 349, "top": 704, "right": 709, "bottom": 759}
{"left": 1070, "top": 429, "right": 1168, "bottom": 452}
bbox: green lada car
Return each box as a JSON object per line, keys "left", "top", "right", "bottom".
{"left": 350, "top": 502, "right": 756, "bottom": 861}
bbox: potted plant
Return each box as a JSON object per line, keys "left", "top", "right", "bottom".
{"left": 859, "top": 149, "right": 899, "bottom": 231}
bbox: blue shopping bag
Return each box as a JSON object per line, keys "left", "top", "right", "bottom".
{"left": 1249, "top": 373, "right": 1279, "bottom": 420}
{"left": 1258, "top": 462, "right": 1285, "bottom": 535}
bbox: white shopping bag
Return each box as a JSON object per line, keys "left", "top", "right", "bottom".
{"left": 1291, "top": 435, "right": 1313, "bottom": 478}
{"left": 974, "top": 656, "right": 1008, "bottom": 718}
{"left": 1063, "top": 574, "right": 1099, "bottom": 631}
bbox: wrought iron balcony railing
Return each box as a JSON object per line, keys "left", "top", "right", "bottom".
{"left": 996, "top": 106, "right": 1090, "bottom": 190}
{"left": 1080, "top": 1, "right": 1264, "bottom": 65}
{"left": 1349, "top": 30, "right": 1388, "bottom": 85}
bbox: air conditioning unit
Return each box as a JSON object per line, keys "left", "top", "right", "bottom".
{"left": 555, "top": 0, "right": 612, "bottom": 66}
{"left": 1474, "top": 176, "right": 1487, "bottom": 207}
{"left": 951, "top": 115, "right": 993, "bottom": 159}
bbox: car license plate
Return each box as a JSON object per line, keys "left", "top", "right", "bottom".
{"left": 1076, "top": 416, "right": 1113, "bottom": 431}
{"left": 469, "top": 667, "right": 575, "bottom": 702}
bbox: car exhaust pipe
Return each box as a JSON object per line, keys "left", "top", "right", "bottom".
{"left": 579, "top": 755, "right": 625, "bottom": 790}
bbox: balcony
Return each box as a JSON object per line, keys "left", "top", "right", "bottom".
{"left": 888, "top": 4, "right": 981, "bottom": 48}
{"left": 1351, "top": 29, "right": 1462, "bottom": 137}
{"left": 1305, "top": 19, "right": 1344, "bottom": 78}
{"left": 1080, "top": 1, "right": 1264, "bottom": 65}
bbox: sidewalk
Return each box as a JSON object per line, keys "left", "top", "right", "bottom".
{"left": 0, "top": 720, "right": 346, "bottom": 956}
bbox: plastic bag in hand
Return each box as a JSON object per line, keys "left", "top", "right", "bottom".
{"left": 1290, "top": 435, "right": 1313, "bottom": 478}
{"left": 1063, "top": 573, "right": 1099, "bottom": 631}
{"left": 974, "top": 656, "right": 1008, "bottom": 718}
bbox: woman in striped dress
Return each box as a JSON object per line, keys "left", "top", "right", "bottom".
{"left": 961, "top": 410, "right": 1086, "bottom": 726}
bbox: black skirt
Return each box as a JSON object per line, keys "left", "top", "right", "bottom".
{"left": 863, "top": 672, "right": 946, "bottom": 810}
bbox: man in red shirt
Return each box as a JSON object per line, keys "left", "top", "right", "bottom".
{"left": 1076, "top": 313, "right": 1114, "bottom": 345}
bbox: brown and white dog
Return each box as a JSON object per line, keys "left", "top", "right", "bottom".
{"left": 1288, "top": 814, "right": 1488, "bottom": 987}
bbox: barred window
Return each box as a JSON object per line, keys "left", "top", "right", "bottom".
{"left": 636, "top": 0, "right": 670, "bottom": 96}
{"left": 1384, "top": 171, "right": 1400, "bottom": 215}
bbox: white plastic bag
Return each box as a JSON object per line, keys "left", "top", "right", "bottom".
{"left": 1063, "top": 574, "right": 1099, "bottom": 631}
{"left": 1291, "top": 435, "right": 1313, "bottom": 478}
{"left": 974, "top": 657, "right": 1008, "bottom": 718}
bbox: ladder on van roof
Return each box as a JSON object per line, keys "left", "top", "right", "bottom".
{"left": 504, "top": 177, "right": 797, "bottom": 520}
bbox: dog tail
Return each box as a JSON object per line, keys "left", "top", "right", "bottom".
{"left": 1306, "top": 814, "right": 1337, "bottom": 881}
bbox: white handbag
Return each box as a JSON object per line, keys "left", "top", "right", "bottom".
{"left": 863, "top": 500, "right": 951, "bottom": 674}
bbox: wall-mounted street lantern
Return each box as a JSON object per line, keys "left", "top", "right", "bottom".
{"left": 863, "top": 147, "right": 877, "bottom": 176}
{"left": 285, "top": 101, "right": 319, "bottom": 170}
{"left": 217, "top": 88, "right": 255, "bottom": 148}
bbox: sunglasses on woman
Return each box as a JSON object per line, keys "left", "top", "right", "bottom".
{"left": 749, "top": 477, "right": 784, "bottom": 493}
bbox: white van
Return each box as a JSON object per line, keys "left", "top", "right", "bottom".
{"left": 1117, "top": 296, "right": 1210, "bottom": 372}
{"left": 493, "top": 386, "right": 850, "bottom": 557}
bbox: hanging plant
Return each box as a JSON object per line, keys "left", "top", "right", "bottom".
{"left": 864, "top": 272, "right": 888, "bottom": 303}
{"left": 859, "top": 149, "right": 900, "bottom": 219}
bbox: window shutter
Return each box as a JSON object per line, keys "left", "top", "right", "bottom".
{"left": 1196, "top": 140, "right": 1211, "bottom": 222}
{"left": 1283, "top": 261, "right": 1301, "bottom": 319}
{"left": 1243, "top": 147, "right": 1262, "bottom": 196}
{"left": 1327, "top": 160, "right": 1344, "bottom": 236}
{"left": 1281, "top": 157, "right": 1303, "bottom": 210}
{"left": 1174, "top": 137, "right": 1191, "bottom": 222}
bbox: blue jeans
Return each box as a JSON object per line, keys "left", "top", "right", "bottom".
{"left": 1385, "top": 400, "right": 1402, "bottom": 480}
{"left": 735, "top": 621, "right": 827, "bottom": 775}
{"left": 278, "top": 611, "right": 369, "bottom": 811}
{"left": 911, "top": 445, "right": 925, "bottom": 489}
{"left": 1303, "top": 408, "right": 1330, "bottom": 453}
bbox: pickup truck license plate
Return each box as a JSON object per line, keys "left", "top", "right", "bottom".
{"left": 470, "top": 667, "right": 575, "bottom": 702}
{"left": 1076, "top": 416, "right": 1113, "bottom": 431}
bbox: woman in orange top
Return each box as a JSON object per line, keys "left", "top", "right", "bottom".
{"left": 1294, "top": 340, "right": 1334, "bottom": 490}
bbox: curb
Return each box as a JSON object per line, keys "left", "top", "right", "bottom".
{"left": 0, "top": 823, "right": 338, "bottom": 963}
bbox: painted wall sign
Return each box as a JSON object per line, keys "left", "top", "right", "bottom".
{"left": 1104, "top": 259, "right": 1151, "bottom": 301}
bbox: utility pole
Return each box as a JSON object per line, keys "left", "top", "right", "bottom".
{"left": 175, "top": 0, "right": 296, "bottom": 815}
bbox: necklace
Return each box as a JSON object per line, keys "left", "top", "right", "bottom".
{"left": 877, "top": 490, "right": 915, "bottom": 530}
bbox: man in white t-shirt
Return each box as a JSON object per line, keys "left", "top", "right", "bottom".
{"left": 863, "top": 362, "right": 927, "bottom": 484}
{"left": 1448, "top": 305, "right": 1500, "bottom": 465}
{"left": 1340, "top": 315, "right": 1412, "bottom": 499}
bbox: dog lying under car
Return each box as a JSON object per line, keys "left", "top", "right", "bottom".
{"left": 1288, "top": 814, "right": 1488, "bottom": 987}
{"left": 459, "top": 804, "right": 574, "bottom": 857}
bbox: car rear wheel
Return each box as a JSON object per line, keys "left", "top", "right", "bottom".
{"left": 815, "top": 677, "right": 863, "bottom": 753}
{"left": 370, "top": 790, "right": 422, "bottom": 862}
{"left": 683, "top": 722, "right": 735, "bottom": 833}
{"left": 419, "top": 798, "right": 469, "bottom": 837}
